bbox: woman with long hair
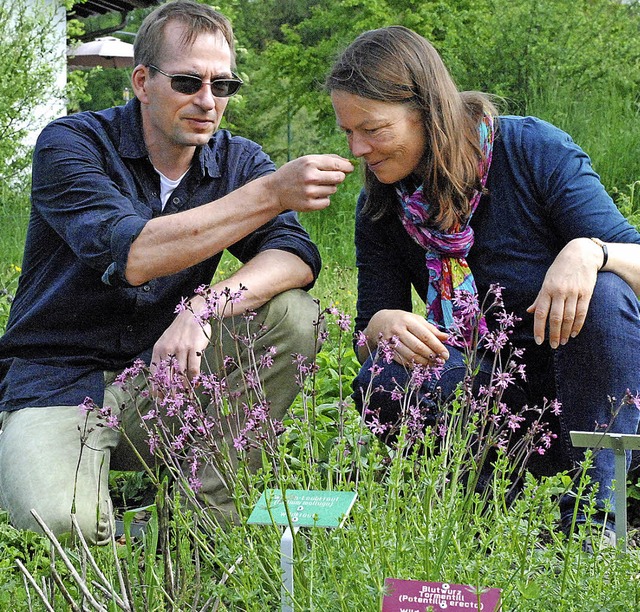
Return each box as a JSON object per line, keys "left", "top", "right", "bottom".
{"left": 327, "top": 26, "right": 640, "bottom": 547}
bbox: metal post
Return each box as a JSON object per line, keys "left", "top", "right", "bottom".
{"left": 611, "top": 435, "right": 628, "bottom": 552}
{"left": 281, "top": 526, "right": 298, "bottom": 611}
{"left": 570, "top": 431, "right": 640, "bottom": 553}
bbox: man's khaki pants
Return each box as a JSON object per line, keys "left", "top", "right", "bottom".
{"left": 0, "top": 289, "right": 320, "bottom": 544}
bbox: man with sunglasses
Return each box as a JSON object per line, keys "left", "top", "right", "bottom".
{"left": 0, "top": 0, "right": 353, "bottom": 543}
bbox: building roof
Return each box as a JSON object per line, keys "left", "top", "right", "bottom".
{"left": 70, "top": 0, "right": 159, "bottom": 19}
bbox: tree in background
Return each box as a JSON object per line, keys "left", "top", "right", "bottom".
{"left": 226, "top": 0, "right": 640, "bottom": 179}
{"left": 0, "top": 0, "right": 70, "bottom": 189}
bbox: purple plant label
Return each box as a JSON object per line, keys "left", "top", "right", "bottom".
{"left": 382, "top": 578, "right": 501, "bottom": 611}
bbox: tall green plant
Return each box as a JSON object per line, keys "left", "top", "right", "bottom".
{"left": 8, "top": 299, "right": 640, "bottom": 610}
{"left": 453, "top": 0, "right": 640, "bottom": 110}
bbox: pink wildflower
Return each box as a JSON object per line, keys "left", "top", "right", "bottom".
{"left": 174, "top": 296, "right": 189, "bottom": 314}
{"left": 172, "top": 434, "right": 186, "bottom": 451}
{"left": 79, "top": 397, "right": 97, "bottom": 416}
{"left": 369, "top": 363, "right": 383, "bottom": 377}
{"left": 141, "top": 408, "right": 157, "bottom": 421}
{"left": 259, "top": 346, "right": 277, "bottom": 369}
{"left": 337, "top": 313, "right": 351, "bottom": 332}
{"left": 188, "top": 477, "right": 203, "bottom": 493}
{"left": 233, "top": 434, "right": 249, "bottom": 452}
{"left": 390, "top": 388, "right": 403, "bottom": 402}
{"left": 148, "top": 433, "right": 160, "bottom": 455}
{"left": 484, "top": 330, "right": 509, "bottom": 352}
{"left": 624, "top": 390, "right": 640, "bottom": 410}
{"left": 378, "top": 336, "right": 397, "bottom": 364}
{"left": 114, "top": 359, "right": 146, "bottom": 386}
{"left": 549, "top": 398, "right": 562, "bottom": 416}
{"left": 506, "top": 413, "right": 525, "bottom": 431}
{"left": 366, "top": 414, "right": 389, "bottom": 436}
{"left": 105, "top": 414, "right": 120, "bottom": 429}
{"left": 355, "top": 330, "right": 368, "bottom": 348}
{"left": 492, "top": 370, "right": 515, "bottom": 390}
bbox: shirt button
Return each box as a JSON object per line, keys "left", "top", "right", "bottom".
{"left": 172, "top": 197, "right": 180, "bottom": 205}
{"left": 126, "top": 325, "right": 134, "bottom": 333}
{"left": 142, "top": 284, "right": 151, "bottom": 292}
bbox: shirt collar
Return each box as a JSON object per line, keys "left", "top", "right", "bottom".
{"left": 117, "top": 98, "right": 221, "bottom": 179}
{"left": 117, "top": 98, "right": 148, "bottom": 159}
{"left": 199, "top": 140, "right": 221, "bottom": 178}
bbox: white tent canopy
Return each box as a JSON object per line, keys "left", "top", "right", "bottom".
{"left": 67, "top": 36, "right": 134, "bottom": 69}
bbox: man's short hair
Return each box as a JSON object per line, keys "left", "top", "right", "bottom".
{"left": 134, "top": 0, "right": 235, "bottom": 68}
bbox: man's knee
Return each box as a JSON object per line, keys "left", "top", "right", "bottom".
{"left": 0, "top": 461, "right": 113, "bottom": 545}
{"left": 0, "top": 406, "right": 116, "bottom": 545}
{"left": 258, "top": 289, "right": 322, "bottom": 357}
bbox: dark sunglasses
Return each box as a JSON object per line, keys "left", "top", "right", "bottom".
{"left": 147, "top": 65, "right": 243, "bottom": 97}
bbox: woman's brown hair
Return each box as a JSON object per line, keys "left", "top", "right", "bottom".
{"left": 326, "top": 26, "right": 497, "bottom": 229}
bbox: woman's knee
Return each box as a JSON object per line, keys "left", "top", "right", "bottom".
{"left": 587, "top": 272, "right": 639, "bottom": 330}
{"left": 352, "top": 347, "right": 476, "bottom": 421}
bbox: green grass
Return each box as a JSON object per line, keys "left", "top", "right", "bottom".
{"left": 0, "top": 190, "right": 29, "bottom": 330}
{"left": 524, "top": 79, "right": 640, "bottom": 194}
{"left": 0, "top": 191, "right": 29, "bottom": 268}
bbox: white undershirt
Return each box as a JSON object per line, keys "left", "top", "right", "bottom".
{"left": 155, "top": 168, "right": 188, "bottom": 210}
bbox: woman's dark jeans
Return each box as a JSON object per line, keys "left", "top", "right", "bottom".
{"left": 353, "top": 273, "right": 640, "bottom": 532}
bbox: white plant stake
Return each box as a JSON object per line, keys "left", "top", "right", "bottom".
{"left": 248, "top": 489, "right": 357, "bottom": 611}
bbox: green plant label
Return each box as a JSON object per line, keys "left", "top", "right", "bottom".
{"left": 247, "top": 489, "right": 356, "bottom": 528}
{"left": 382, "top": 578, "right": 501, "bottom": 611}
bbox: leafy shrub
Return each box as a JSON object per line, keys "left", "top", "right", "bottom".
{"left": 0, "top": 0, "right": 68, "bottom": 186}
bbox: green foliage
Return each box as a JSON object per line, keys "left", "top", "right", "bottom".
{"left": 525, "top": 77, "right": 640, "bottom": 192}
{"left": 0, "top": 510, "right": 74, "bottom": 610}
{"left": 0, "top": 264, "right": 20, "bottom": 334}
{"left": 77, "top": 67, "right": 133, "bottom": 111}
{"left": 65, "top": 69, "right": 93, "bottom": 113}
{"left": 109, "top": 470, "right": 156, "bottom": 510}
{"left": 5, "top": 322, "right": 640, "bottom": 610}
{"left": 228, "top": 0, "right": 322, "bottom": 51}
{"left": 226, "top": 0, "right": 640, "bottom": 190}
{"left": 301, "top": 168, "right": 361, "bottom": 287}
{"left": 74, "top": 1, "right": 640, "bottom": 192}
{"left": 0, "top": 190, "right": 28, "bottom": 334}
{"left": 386, "top": 1, "right": 637, "bottom": 110}
{"left": 450, "top": 0, "right": 640, "bottom": 109}
{"left": 0, "top": 0, "right": 66, "bottom": 185}
{"left": 612, "top": 181, "right": 640, "bottom": 231}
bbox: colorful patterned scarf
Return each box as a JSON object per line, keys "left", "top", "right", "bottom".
{"left": 397, "top": 114, "right": 494, "bottom": 346}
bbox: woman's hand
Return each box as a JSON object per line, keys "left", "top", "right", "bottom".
{"left": 360, "top": 309, "right": 450, "bottom": 366}
{"left": 527, "top": 237, "right": 602, "bottom": 348}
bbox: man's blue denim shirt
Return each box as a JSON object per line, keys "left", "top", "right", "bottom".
{"left": 0, "top": 99, "right": 321, "bottom": 411}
